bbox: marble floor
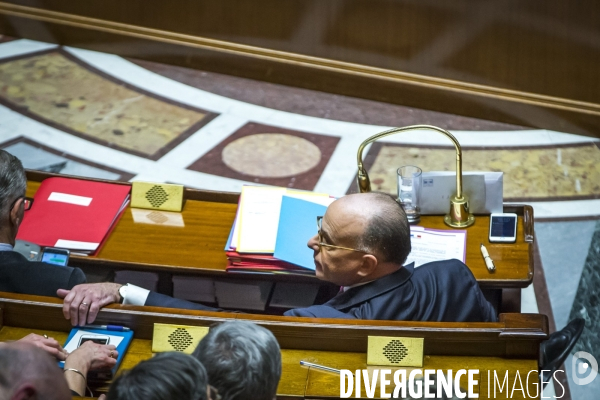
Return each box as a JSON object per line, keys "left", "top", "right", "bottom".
{"left": 1, "top": 37, "right": 599, "bottom": 399}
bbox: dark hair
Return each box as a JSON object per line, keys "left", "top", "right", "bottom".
{"left": 192, "top": 320, "right": 281, "bottom": 400}
{"left": 0, "top": 150, "right": 26, "bottom": 218}
{"left": 106, "top": 352, "right": 208, "bottom": 400}
{"left": 358, "top": 192, "right": 411, "bottom": 265}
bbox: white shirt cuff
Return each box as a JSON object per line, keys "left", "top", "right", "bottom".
{"left": 122, "top": 284, "right": 150, "bottom": 306}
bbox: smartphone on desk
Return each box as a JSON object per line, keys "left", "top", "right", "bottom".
{"left": 489, "top": 213, "right": 518, "bottom": 243}
{"left": 40, "top": 247, "right": 70, "bottom": 266}
{"left": 78, "top": 335, "right": 110, "bottom": 347}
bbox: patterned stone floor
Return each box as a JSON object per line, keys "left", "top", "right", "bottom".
{"left": 1, "top": 37, "right": 599, "bottom": 398}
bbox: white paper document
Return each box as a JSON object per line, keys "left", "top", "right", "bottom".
{"left": 404, "top": 226, "right": 467, "bottom": 268}
{"left": 420, "top": 171, "right": 503, "bottom": 214}
{"left": 236, "top": 186, "right": 334, "bottom": 253}
{"left": 236, "top": 187, "right": 288, "bottom": 253}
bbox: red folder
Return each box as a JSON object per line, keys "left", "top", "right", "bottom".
{"left": 225, "top": 251, "right": 314, "bottom": 275}
{"left": 17, "top": 177, "right": 131, "bottom": 255}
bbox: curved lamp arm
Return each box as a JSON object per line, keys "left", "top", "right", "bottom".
{"left": 356, "top": 124, "right": 474, "bottom": 228}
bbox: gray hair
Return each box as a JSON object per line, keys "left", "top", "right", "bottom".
{"left": 192, "top": 320, "right": 282, "bottom": 400}
{"left": 358, "top": 192, "right": 412, "bottom": 265}
{"left": 0, "top": 150, "right": 27, "bottom": 218}
{"left": 0, "top": 343, "right": 70, "bottom": 400}
{"left": 106, "top": 351, "right": 208, "bottom": 400}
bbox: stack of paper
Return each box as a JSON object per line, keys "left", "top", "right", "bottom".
{"left": 225, "top": 186, "right": 335, "bottom": 274}
{"left": 17, "top": 177, "right": 131, "bottom": 255}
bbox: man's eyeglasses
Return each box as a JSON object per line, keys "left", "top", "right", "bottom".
{"left": 316, "top": 216, "right": 367, "bottom": 253}
{"left": 9, "top": 196, "right": 34, "bottom": 211}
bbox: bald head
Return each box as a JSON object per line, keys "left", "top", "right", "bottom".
{"left": 331, "top": 192, "right": 411, "bottom": 265}
{"left": 0, "top": 343, "right": 70, "bottom": 400}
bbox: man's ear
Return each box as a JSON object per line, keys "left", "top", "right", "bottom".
{"left": 10, "top": 383, "right": 37, "bottom": 400}
{"left": 9, "top": 198, "right": 22, "bottom": 227}
{"left": 357, "top": 254, "right": 378, "bottom": 278}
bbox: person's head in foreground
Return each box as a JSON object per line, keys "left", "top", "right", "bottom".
{"left": 106, "top": 351, "right": 211, "bottom": 400}
{"left": 0, "top": 342, "right": 71, "bottom": 400}
{"left": 309, "top": 192, "right": 411, "bottom": 287}
{"left": 192, "top": 320, "right": 282, "bottom": 400}
{"left": 0, "top": 150, "right": 28, "bottom": 246}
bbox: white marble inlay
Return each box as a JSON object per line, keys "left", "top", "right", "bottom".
{"left": 0, "top": 39, "right": 57, "bottom": 59}
{"left": 156, "top": 114, "right": 248, "bottom": 168}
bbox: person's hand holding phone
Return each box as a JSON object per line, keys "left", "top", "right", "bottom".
{"left": 67, "top": 340, "right": 118, "bottom": 372}
{"left": 64, "top": 341, "right": 118, "bottom": 396}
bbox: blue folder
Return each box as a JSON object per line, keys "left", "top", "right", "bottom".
{"left": 60, "top": 327, "right": 133, "bottom": 380}
{"left": 273, "top": 196, "right": 328, "bottom": 270}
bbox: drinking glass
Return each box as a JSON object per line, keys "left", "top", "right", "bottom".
{"left": 397, "top": 165, "right": 422, "bottom": 224}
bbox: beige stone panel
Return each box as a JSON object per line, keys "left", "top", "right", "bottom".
{"left": 0, "top": 53, "right": 206, "bottom": 155}
{"left": 368, "top": 144, "right": 600, "bottom": 199}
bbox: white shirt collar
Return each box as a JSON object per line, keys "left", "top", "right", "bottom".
{"left": 341, "top": 280, "right": 374, "bottom": 292}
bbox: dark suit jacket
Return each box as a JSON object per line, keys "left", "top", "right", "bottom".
{"left": 284, "top": 260, "right": 497, "bottom": 322}
{"left": 0, "top": 251, "right": 86, "bottom": 297}
{"left": 145, "top": 259, "right": 497, "bottom": 323}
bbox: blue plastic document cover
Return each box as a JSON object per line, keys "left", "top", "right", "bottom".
{"left": 60, "top": 327, "right": 134, "bottom": 379}
{"left": 273, "top": 196, "right": 328, "bottom": 270}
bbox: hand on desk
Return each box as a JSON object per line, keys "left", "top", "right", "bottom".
{"left": 64, "top": 341, "right": 117, "bottom": 396}
{"left": 57, "top": 283, "right": 122, "bottom": 326}
{"left": 66, "top": 340, "right": 118, "bottom": 372}
{"left": 9, "top": 333, "right": 69, "bottom": 361}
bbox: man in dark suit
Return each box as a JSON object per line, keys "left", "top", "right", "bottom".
{"left": 0, "top": 150, "right": 86, "bottom": 296}
{"left": 284, "top": 192, "right": 496, "bottom": 321}
{"left": 58, "top": 192, "right": 495, "bottom": 324}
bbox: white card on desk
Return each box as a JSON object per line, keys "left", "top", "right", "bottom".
{"left": 63, "top": 330, "right": 124, "bottom": 354}
{"left": 420, "top": 171, "right": 503, "bottom": 214}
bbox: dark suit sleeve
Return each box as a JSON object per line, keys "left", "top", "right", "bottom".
{"left": 284, "top": 305, "right": 356, "bottom": 319}
{"left": 66, "top": 267, "right": 87, "bottom": 289}
{"left": 145, "top": 291, "right": 221, "bottom": 312}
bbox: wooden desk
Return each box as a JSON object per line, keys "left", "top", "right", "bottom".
{"left": 25, "top": 171, "right": 534, "bottom": 290}
{"left": 0, "top": 292, "right": 545, "bottom": 399}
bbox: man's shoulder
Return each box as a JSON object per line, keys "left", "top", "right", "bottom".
{"left": 410, "top": 259, "right": 475, "bottom": 283}
{"left": 0, "top": 250, "right": 27, "bottom": 263}
{"left": 0, "top": 251, "right": 84, "bottom": 278}
{"left": 0, "top": 251, "right": 86, "bottom": 295}
{"left": 413, "top": 259, "right": 469, "bottom": 273}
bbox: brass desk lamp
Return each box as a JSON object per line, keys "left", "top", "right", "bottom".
{"left": 356, "top": 125, "right": 475, "bottom": 228}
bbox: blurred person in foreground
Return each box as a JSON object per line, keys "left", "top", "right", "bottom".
{"left": 0, "top": 342, "right": 70, "bottom": 400}
{"left": 192, "top": 320, "right": 281, "bottom": 400}
{"left": 104, "top": 352, "right": 214, "bottom": 400}
{"left": 0, "top": 334, "right": 117, "bottom": 397}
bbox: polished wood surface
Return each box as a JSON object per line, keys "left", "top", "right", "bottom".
{"left": 24, "top": 171, "right": 533, "bottom": 288}
{"left": 0, "top": 292, "right": 545, "bottom": 399}
{"left": 0, "top": 326, "right": 539, "bottom": 399}
{"left": 0, "top": 292, "right": 548, "bottom": 357}
{"left": 0, "top": 1, "right": 599, "bottom": 137}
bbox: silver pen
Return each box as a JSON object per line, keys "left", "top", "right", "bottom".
{"left": 300, "top": 360, "right": 341, "bottom": 374}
